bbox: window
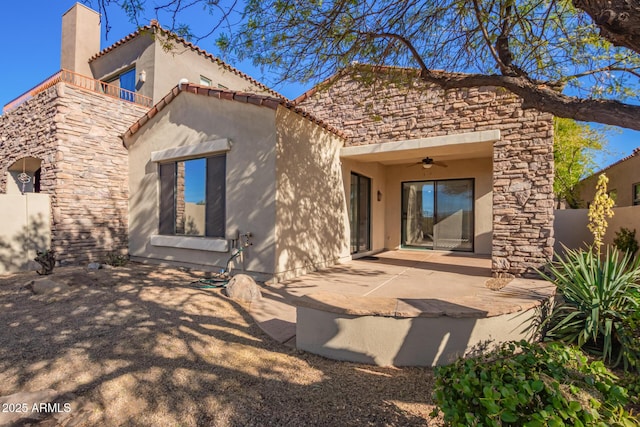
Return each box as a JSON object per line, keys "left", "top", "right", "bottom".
{"left": 119, "top": 68, "right": 136, "bottom": 96}
{"left": 634, "top": 183, "right": 640, "bottom": 206}
{"left": 105, "top": 68, "right": 137, "bottom": 101}
{"left": 200, "top": 75, "right": 212, "bottom": 87}
{"left": 217, "top": 83, "right": 228, "bottom": 90}
{"left": 159, "top": 155, "right": 226, "bottom": 238}
{"left": 402, "top": 179, "right": 474, "bottom": 252}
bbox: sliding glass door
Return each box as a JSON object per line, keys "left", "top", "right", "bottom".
{"left": 401, "top": 179, "right": 474, "bottom": 251}
{"left": 350, "top": 173, "right": 371, "bottom": 254}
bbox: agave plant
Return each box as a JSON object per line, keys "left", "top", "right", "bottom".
{"left": 540, "top": 245, "right": 640, "bottom": 368}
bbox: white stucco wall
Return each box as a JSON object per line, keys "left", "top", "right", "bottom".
{"left": 90, "top": 31, "right": 274, "bottom": 103}
{"left": 126, "top": 92, "right": 278, "bottom": 277}
{"left": 90, "top": 34, "right": 156, "bottom": 99}
{"left": 0, "top": 193, "right": 51, "bottom": 274}
{"left": 152, "top": 39, "right": 274, "bottom": 101}
{"left": 274, "top": 107, "right": 350, "bottom": 279}
{"left": 340, "top": 159, "right": 388, "bottom": 254}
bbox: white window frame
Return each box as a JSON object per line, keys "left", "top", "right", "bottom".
{"left": 200, "top": 75, "right": 212, "bottom": 87}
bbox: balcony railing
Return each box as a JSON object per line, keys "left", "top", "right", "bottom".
{"left": 3, "top": 69, "right": 153, "bottom": 113}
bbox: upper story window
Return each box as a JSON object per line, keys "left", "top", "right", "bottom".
{"left": 106, "top": 68, "right": 137, "bottom": 102}
{"left": 200, "top": 76, "right": 212, "bottom": 87}
{"left": 217, "top": 83, "right": 228, "bottom": 90}
{"left": 634, "top": 183, "right": 640, "bottom": 206}
{"left": 159, "top": 155, "right": 226, "bottom": 238}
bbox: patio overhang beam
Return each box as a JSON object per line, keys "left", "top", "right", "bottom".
{"left": 340, "top": 129, "right": 500, "bottom": 164}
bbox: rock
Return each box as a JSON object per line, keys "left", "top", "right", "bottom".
{"left": 225, "top": 274, "right": 261, "bottom": 302}
{"left": 31, "top": 278, "right": 70, "bottom": 295}
{"left": 0, "top": 389, "right": 58, "bottom": 426}
{"left": 485, "top": 277, "right": 513, "bottom": 291}
{"left": 87, "top": 262, "right": 101, "bottom": 270}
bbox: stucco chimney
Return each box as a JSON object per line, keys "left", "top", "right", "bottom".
{"left": 60, "top": 3, "right": 101, "bottom": 76}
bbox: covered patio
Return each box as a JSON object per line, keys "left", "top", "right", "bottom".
{"left": 249, "top": 250, "right": 555, "bottom": 366}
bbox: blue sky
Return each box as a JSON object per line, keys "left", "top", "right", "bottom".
{"left": 0, "top": 0, "right": 638, "bottom": 168}
{"left": 0, "top": 0, "right": 305, "bottom": 104}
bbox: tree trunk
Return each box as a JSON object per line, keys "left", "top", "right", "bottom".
{"left": 574, "top": 0, "right": 640, "bottom": 54}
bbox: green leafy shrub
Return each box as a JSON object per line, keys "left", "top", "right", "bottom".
{"left": 618, "top": 306, "right": 640, "bottom": 371}
{"left": 431, "top": 341, "right": 639, "bottom": 426}
{"left": 539, "top": 245, "right": 640, "bottom": 367}
{"left": 613, "top": 228, "right": 639, "bottom": 257}
{"left": 104, "top": 252, "right": 129, "bottom": 267}
{"left": 619, "top": 371, "right": 640, "bottom": 414}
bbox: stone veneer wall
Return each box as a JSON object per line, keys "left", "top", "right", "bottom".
{"left": 0, "top": 83, "right": 149, "bottom": 265}
{"left": 297, "top": 71, "right": 555, "bottom": 276}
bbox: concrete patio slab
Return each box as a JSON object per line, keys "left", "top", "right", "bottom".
{"left": 248, "top": 250, "right": 555, "bottom": 365}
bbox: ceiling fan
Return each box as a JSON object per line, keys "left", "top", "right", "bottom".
{"left": 411, "top": 157, "right": 448, "bottom": 169}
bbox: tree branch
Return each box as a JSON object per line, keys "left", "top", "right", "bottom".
{"left": 359, "top": 30, "right": 640, "bottom": 130}
{"left": 470, "top": 0, "right": 511, "bottom": 74}
{"left": 419, "top": 71, "right": 640, "bottom": 130}
{"left": 562, "top": 65, "right": 640, "bottom": 81}
{"left": 573, "top": 0, "right": 640, "bottom": 53}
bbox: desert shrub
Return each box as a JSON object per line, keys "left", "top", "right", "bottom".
{"left": 431, "top": 341, "right": 638, "bottom": 426}
{"left": 539, "top": 245, "right": 640, "bottom": 368}
{"left": 618, "top": 305, "right": 640, "bottom": 371}
{"left": 587, "top": 174, "right": 614, "bottom": 256}
{"left": 104, "top": 252, "right": 129, "bottom": 267}
{"left": 613, "top": 228, "right": 639, "bottom": 257}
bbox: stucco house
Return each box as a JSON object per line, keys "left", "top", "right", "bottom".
{"left": 0, "top": 3, "right": 280, "bottom": 268}
{"left": 124, "top": 84, "right": 348, "bottom": 281}
{"left": 294, "top": 67, "right": 555, "bottom": 277}
{"left": 575, "top": 147, "right": 640, "bottom": 207}
{"left": 123, "top": 67, "right": 554, "bottom": 280}
{"left": 1, "top": 4, "right": 555, "bottom": 280}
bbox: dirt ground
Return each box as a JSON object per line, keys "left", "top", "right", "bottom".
{"left": 0, "top": 263, "right": 440, "bottom": 426}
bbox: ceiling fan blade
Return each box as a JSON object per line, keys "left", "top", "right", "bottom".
{"left": 433, "top": 161, "right": 448, "bottom": 168}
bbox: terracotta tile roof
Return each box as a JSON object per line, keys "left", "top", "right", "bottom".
{"left": 89, "top": 20, "right": 282, "bottom": 99}
{"left": 583, "top": 147, "right": 640, "bottom": 180}
{"left": 123, "top": 84, "right": 347, "bottom": 140}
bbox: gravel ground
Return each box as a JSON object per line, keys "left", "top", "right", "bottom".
{"left": 0, "top": 264, "right": 441, "bottom": 426}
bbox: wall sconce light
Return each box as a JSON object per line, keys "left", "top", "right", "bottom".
{"left": 377, "top": 190, "right": 382, "bottom": 201}
{"left": 139, "top": 70, "right": 147, "bottom": 83}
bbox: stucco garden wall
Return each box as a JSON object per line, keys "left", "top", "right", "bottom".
{"left": 0, "top": 193, "right": 50, "bottom": 274}
{"left": 0, "top": 83, "right": 148, "bottom": 266}
{"left": 297, "top": 69, "right": 555, "bottom": 276}
{"left": 554, "top": 206, "right": 640, "bottom": 253}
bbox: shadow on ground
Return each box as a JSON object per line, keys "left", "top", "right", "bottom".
{"left": 0, "top": 264, "right": 438, "bottom": 426}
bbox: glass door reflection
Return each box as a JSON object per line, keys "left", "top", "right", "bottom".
{"left": 402, "top": 179, "right": 473, "bottom": 251}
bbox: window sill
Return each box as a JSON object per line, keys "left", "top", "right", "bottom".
{"left": 150, "top": 235, "right": 229, "bottom": 252}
